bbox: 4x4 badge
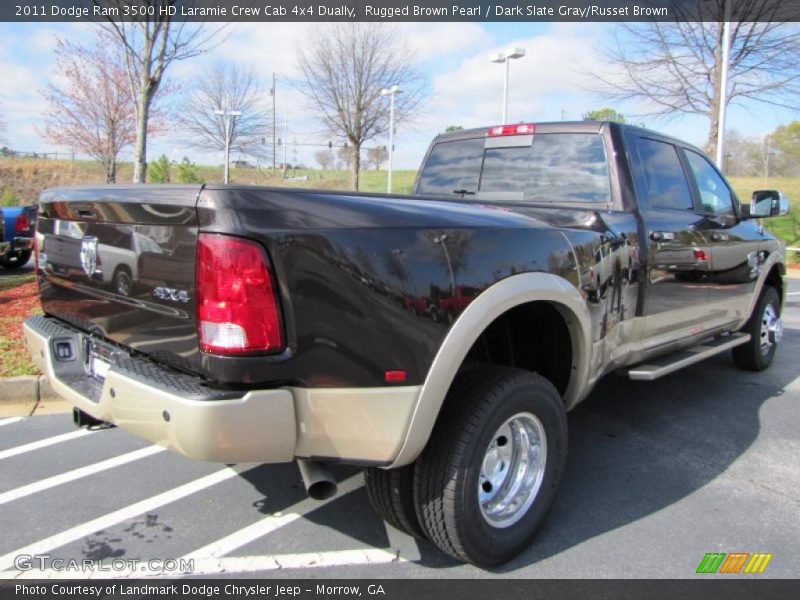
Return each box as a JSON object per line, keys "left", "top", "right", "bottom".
{"left": 79, "top": 236, "right": 98, "bottom": 277}
{"left": 153, "top": 287, "right": 190, "bottom": 303}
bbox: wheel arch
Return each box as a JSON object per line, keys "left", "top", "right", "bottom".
{"left": 390, "top": 272, "right": 592, "bottom": 467}
{"left": 738, "top": 251, "right": 786, "bottom": 330}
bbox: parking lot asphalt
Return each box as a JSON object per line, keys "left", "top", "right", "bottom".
{"left": 0, "top": 277, "right": 798, "bottom": 580}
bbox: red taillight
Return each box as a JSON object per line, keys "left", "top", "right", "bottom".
{"left": 196, "top": 233, "right": 284, "bottom": 355}
{"left": 487, "top": 123, "right": 536, "bottom": 137}
{"left": 693, "top": 249, "right": 709, "bottom": 262}
{"left": 15, "top": 212, "right": 30, "bottom": 234}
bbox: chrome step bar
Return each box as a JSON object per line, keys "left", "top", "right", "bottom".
{"left": 626, "top": 333, "right": 751, "bottom": 381}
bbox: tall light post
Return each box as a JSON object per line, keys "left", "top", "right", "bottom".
{"left": 490, "top": 47, "right": 526, "bottom": 124}
{"left": 715, "top": 0, "right": 733, "bottom": 171}
{"left": 380, "top": 85, "right": 403, "bottom": 193}
{"left": 214, "top": 108, "right": 242, "bottom": 184}
{"left": 432, "top": 234, "right": 455, "bottom": 296}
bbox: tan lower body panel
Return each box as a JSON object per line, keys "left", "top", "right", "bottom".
{"left": 24, "top": 319, "right": 418, "bottom": 465}
{"left": 291, "top": 386, "right": 421, "bottom": 464}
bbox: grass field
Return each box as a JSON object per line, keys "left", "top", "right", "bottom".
{"left": 0, "top": 157, "right": 418, "bottom": 203}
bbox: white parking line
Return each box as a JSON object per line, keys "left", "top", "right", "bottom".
{"left": 0, "top": 445, "right": 166, "bottom": 507}
{"left": 384, "top": 523, "right": 422, "bottom": 562}
{"left": 0, "top": 429, "right": 93, "bottom": 462}
{"left": 0, "top": 417, "right": 24, "bottom": 427}
{"left": 0, "top": 464, "right": 257, "bottom": 573}
{"left": 181, "top": 475, "right": 363, "bottom": 560}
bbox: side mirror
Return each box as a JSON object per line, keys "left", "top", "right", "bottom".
{"left": 746, "top": 190, "right": 790, "bottom": 218}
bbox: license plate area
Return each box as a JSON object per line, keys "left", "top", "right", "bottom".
{"left": 83, "top": 338, "right": 118, "bottom": 382}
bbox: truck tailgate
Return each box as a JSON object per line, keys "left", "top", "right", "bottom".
{"left": 37, "top": 186, "right": 202, "bottom": 375}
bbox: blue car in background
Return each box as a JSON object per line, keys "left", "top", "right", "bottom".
{"left": 1, "top": 205, "right": 36, "bottom": 269}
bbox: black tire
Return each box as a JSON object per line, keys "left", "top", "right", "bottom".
{"left": 113, "top": 268, "right": 133, "bottom": 297}
{"left": 414, "top": 366, "right": 567, "bottom": 567}
{"left": 365, "top": 464, "right": 427, "bottom": 540}
{"left": 733, "top": 286, "right": 781, "bottom": 371}
{"left": 0, "top": 250, "right": 32, "bottom": 269}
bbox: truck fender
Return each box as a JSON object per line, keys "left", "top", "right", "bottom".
{"left": 737, "top": 249, "right": 786, "bottom": 330}
{"left": 389, "top": 272, "right": 592, "bottom": 468}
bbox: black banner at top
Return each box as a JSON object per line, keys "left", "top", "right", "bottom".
{"left": 3, "top": 0, "right": 800, "bottom": 23}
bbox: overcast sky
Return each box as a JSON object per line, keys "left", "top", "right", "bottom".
{"left": 0, "top": 21, "right": 796, "bottom": 171}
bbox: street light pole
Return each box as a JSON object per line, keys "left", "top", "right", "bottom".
{"left": 715, "top": 0, "right": 732, "bottom": 171}
{"left": 380, "top": 85, "right": 403, "bottom": 193}
{"left": 214, "top": 109, "right": 242, "bottom": 184}
{"left": 490, "top": 47, "right": 526, "bottom": 125}
{"left": 271, "top": 72, "right": 277, "bottom": 174}
{"left": 432, "top": 234, "right": 455, "bottom": 296}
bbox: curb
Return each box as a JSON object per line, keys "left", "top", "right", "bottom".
{"left": 0, "top": 375, "right": 70, "bottom": 417}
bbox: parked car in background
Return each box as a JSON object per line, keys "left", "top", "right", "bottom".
{"left": 1, "top": 205, "right": 37, "bottom": 269}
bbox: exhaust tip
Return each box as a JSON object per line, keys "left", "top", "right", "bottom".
{"left": 297, "top": 459, "right": 338, "bottom": 500}
{"left": 307, "top": 480, "right": 338, "bottom": 501}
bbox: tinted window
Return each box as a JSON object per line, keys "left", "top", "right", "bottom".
{"left": 417, "top": 138, "right": 484, "bottom": 196}
{"left": 481, "top": 133, "right": 610, "bottom": 203}
{"left": 629, "top": 137, "right": 693, "bottom": 211}
{"left": 685, "top": 149, "right": 734, "bottom": 217}
{"left": 418, "top": 133, "right": 610, "bottom": 203}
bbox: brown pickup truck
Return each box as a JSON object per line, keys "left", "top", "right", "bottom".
{"left": 25, "top": 121, "right": 789, "bottom": 566}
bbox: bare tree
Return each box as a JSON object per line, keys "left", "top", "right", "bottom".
{"left": 594, "top": 1, "right": 800, "bottom": 157}
{"left": 337, "top": 144, "right": 354, "bottom": 171}
{"left": 366, "top": 146, "right": 389, "bottom": 171}
{"left": 99, "top": 2, "right": 225, "bottom": 182}
{"left": 314, "top": 148, "right": 335, "bottom": 170}
{"left": 180, "top": 63, "right": 272, "bottom": 161}
{"left": 295, "top": 22, "right": 426, "bottom": 190}
{"left": 40, "top": 36, "right": 153, "bottom": 183}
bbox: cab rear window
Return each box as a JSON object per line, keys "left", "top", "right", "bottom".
{"left": 417, "top": 133, "right": 611, "bottom": 203}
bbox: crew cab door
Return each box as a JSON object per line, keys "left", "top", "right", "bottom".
{"left": 681, "top": 148, "right": 762, "bottom": 325}
{"left": 626, "top": 133, "right": 711, "bottom": 345}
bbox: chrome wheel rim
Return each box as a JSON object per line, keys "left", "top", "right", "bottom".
{"left": 117, "top": 274, "right": 131, "bottom": 296}
{"left": 478, "top": 412, "right": 547, "bottom": 529}
{"left": 760, "top": 303, "right": 782, "bottom": 356}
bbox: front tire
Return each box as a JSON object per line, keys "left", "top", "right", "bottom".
{"left": 733, "top": 286, "right": 782, "bottom": 371}
{"left": 414, "top": 366, "right": 567, "bottom": 567}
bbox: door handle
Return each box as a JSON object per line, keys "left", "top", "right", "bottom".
{"left": 650, "top": 231, "right": 675, "bottom": 241}
{"left": 711, "top": 232, "right": 729, "bottom": 241}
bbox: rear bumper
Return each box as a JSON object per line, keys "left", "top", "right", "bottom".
{"left": 24, "top": 316, "right": 420, "bottom": 465}
{"left": 10, "top": 237, "right": 34, "bottom": 252}
{"left": 24, "top": 316, "right": 296, "bottom": 463}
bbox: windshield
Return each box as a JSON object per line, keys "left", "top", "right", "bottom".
{"left": 416, "top": 132, "right": 611, "bottom": 204}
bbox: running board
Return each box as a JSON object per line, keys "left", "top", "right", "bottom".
{"left": 626, "top": 333, "right": 750, "bottom": 381}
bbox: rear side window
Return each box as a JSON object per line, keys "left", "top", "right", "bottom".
{"left": 417, "top": 133, "right": 610, "bottom": 203}
{"left": 416, "top": 138, "right": 484, "bottom": 196}
{"left": 629, "top": 137, "right": 693, "bottom": 211}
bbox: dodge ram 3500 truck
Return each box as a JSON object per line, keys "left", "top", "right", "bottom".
{"left": 24, "top": 121, "right": 790, "bottom": 566}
